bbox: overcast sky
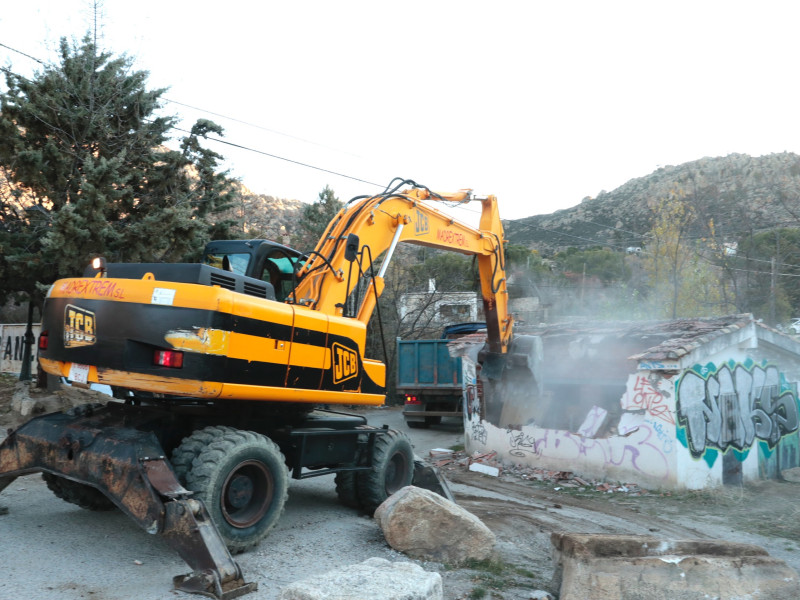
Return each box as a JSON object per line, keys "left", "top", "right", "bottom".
{"left": 2, "top": 1, "right": 800, "bottom": 224}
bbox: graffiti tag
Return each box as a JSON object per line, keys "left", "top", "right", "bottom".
{"left": 471, "top": 421, "right": 488, "bottom": 445}
{"left": 507, "top": 428, "right": 540, "bottom": 457}
{"left": 622, "top": 375, "right": 674, "bottom": 424}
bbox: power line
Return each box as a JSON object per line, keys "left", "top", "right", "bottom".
{"left": 0, "top": 44, "right": 386, "bottom": 192}
{"left": 172, "top": 125, "right": 384, "bottom": 189}
{"left": 163, "top": 97, "right": 360, "bottom": 157}
{"left": 0, "top": 42, "right": 44, "bottom": 65}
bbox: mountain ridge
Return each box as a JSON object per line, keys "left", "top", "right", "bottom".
{"left": 505, "top": 152, "right": 800, "bottom": 255}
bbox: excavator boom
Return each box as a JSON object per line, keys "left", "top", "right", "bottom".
{"left": 292, "top": 182, "right": 513, "bottom": 354}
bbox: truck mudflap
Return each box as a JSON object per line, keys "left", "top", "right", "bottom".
{"left": 0, "top": 403, "right": 256, "bottom": 599}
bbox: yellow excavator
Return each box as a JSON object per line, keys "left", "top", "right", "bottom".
{"left": 0, "top": 179, "right": 537, "bottom": 598}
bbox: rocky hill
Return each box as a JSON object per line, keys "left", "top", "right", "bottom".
{"left": 222, "top": 182, "right": 304, "bottom": 242}
{"left": 505, "top": 152, "right": 800, "bottom": 256}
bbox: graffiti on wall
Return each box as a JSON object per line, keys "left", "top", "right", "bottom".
{"left": 621, "top": 374, "right": 674, "bottom": 425}
{"left": 676, "top": 360, "right": 799, "bottom": 461}
{"left": 502, "top": 421, "right": 672, "bottom": 480}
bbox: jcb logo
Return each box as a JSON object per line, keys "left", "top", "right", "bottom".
{"left": 64, "top": 304, "right": 97, "bottom": 347}
{"left": 415, "top": 209, "right": 429, "bottom": 236}
{"left": 332, "top": 343, "right": 358, "bottom": 384}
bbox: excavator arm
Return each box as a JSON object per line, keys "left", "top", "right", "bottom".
{"left": 291, "top": 181, "right": 512, "bottom": 354}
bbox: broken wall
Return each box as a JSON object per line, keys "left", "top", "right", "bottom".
{"left": 463, "top": 326, "right": 800, "bottom": 491}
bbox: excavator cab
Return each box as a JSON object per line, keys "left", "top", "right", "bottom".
{"left": 203, "top": 239, "right": 304, "bottom": 302}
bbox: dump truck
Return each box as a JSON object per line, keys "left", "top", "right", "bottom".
{"left": 0, "top": 179, "right": 538, "bottom": 598}
{"left": 398, "top": 322, "right": 485, "bottom": 428}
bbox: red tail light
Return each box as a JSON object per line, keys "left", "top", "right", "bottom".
{"left": 404, "top": 394, "right": 421, "bottom": 405}
{"left": 38, "top": 331, "right": 48, "bottom": 350}
{"left": 154, "top": 349, "right": 184, "bottom": 368}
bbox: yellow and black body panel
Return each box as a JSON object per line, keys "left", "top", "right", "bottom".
{"left": 39, "top": 266, "right": 386, "bottom": 406}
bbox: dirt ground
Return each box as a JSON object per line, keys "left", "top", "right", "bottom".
{"left": 3, "top": 373, "right": 800, "bottom": 599}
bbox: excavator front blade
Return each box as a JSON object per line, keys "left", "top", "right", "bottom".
{"left": 0, "top": 402, "right": 257, "bottom": 599}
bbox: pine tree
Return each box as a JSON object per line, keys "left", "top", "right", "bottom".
{"left": 0, "top": 35, "right": 234, "bottom": 305}
{"left": 292, "top": 185, "right": 343, "bottom": 250}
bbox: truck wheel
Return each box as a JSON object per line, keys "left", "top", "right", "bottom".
{"left": 183, "top": 428, "right": 289, "bottom": 554}
{"left": 357, "top": 429, "right": 414, "bottom": 514}
{"left": 42, "top": 473, "right": 116, "bottom": 511}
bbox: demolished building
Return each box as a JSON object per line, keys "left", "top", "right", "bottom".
{"left": 455, "top": 314, "right": 800, "bottom": 490}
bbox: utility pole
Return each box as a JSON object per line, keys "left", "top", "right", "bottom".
{"left": 18, "top": 299, "right": 34, "bottom": 382}
{"left": 769, "top": 257, "right": 777, "bottom": 326}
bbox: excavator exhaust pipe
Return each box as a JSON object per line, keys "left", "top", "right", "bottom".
{"left": 0, "top": 403, "right": 256, "bottom": 599}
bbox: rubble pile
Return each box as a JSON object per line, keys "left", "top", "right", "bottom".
{"left": 429, "top": 449, "right": 653, "bottom": 496}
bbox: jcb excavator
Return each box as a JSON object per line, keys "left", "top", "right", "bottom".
{"left": 0, "top": 179, "right": 537, "bottom": 598}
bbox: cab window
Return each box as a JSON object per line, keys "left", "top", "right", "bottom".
{"left": 205, "top": 252, "right": 251, "bottom": 276}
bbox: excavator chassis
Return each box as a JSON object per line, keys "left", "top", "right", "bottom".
{"left": 0, "top": 399, "right": 452, "bottom": 598}
{"left": 0, "top": 402, "right": 256, "bottom": 599}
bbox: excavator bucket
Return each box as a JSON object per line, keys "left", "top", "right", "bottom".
{"left": 412, "top": 459, "right": 454, "bottom": 503}
{"left": 0, "top": 402, "right": 256, "bottom": 600}
{"left": 479, "top": 334, "right": 543, "bottom": 428}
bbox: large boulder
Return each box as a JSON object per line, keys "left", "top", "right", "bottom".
{"left": 552, "top": 532, "right": 800, "bottom": 600}
{"left": 277, "top": 557, "right": 442, "bottom": 600}
{"left": 374, "top": 485, "right": 495, "bottom": 564}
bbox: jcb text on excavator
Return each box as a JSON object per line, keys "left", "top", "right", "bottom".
{"left": 0, "top": 179, "right": 538, "bottom": 598}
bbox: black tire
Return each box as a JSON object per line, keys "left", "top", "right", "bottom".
{"left": 406, "top": 420, "right": 428, "bottom": 429}
{"left": 334, "top": 470, "right": 361, "bottom": 509}
{"left": 182, "top": 428, "right": 289, "bottom": 554}
{"left": 42, "top": 473, "right": 116, "bottom": 511}
{"left": 357, "top": 429, "right": 414, "bottom": 514}
{"left": 171, "top": 426, "right": 229, "bottom": 485}
{"left": 425, "top": 416, "right": 443, "bottom": 426}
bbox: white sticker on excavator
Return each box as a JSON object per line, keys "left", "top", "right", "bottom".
{"left": 68, "top": 363, "right": 90, "bottom": 384}
{"left": 152, "top": 288, "right": 176, "bottom": 305}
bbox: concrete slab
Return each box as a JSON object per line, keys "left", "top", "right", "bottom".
{"left": 552, "top": 533, "right": 800, "bottom": 600}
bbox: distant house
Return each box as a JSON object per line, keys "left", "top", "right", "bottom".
{"left": 398, "top": 290, "right": 483, "bottom": 328}
{"left": 456, "top": 314, "right": 800, "bottom": 491}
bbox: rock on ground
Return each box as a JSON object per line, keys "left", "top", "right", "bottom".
{"left": 277, "top": 557, "right": 442, "bottom": 600}
{"left": 552, "top": 532, "right": 800, "bottom": 600}
{"left": 8, "top": 380, "right": 111, "bottom": 422}
{"left": 374, "top": 485, "right": 495, "bottom": 565}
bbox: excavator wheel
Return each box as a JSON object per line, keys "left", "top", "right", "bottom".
{"left": 170, "top": 425, "right": 232, "bottom": 485}
{"left": 357, "top": 429, "right": 414, "bottom": 514}
{"left": 42, "top": 472, "right": 116, "bottom": 511}
{"left": 178, "top": 427, "right": 289, "bottom": 554}
{"left": 334, "top": 469, "right": 361, "bottom": 509}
